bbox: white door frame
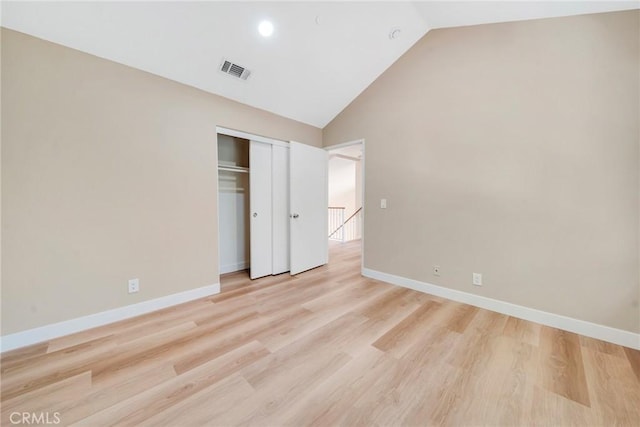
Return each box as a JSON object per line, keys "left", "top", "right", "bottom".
{"left": 217, "top": 126, "right": 289, "bottom": 147}
{"left": 324, "top": 139, "right": 366, "bottom": 274}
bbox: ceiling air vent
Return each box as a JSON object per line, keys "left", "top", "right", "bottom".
{"left": 220, "top": 59, "right": 251, "bottom": 80}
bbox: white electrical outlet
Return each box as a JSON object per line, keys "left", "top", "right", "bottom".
{"left": 472, "top": 273, "right": 482, "bottom": 286}
{"left": 128, "top": 278, "right": 140, "bottom": 294}
{"left": 433, "top": 265, "right": 441, "bottom": 276}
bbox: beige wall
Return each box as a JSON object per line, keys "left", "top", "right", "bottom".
{"left": 324, "top": 11, "right": 640, "bottom": 332}
{"left": 1, "top": 29, "right": 321, "bottom": 335}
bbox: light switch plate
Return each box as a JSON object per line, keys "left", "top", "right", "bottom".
{"left": 472, "top": 273, "right": 482, "bottom": 286}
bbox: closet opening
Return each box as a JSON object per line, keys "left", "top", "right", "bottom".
{"left": 216, "top": 128, "right": 291, "bottom": 284}
{"left": 217, "top": 134, "right": 250, "bottom": 276}
{"left": 216, "top": 126, "right": 330, "bottom": 289}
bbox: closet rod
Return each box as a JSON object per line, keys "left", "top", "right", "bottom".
{"left": 218, "top": 165, "right": 250, "bottom": 174}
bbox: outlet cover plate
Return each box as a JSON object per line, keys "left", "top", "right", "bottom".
{"left": 128, "top": 278, "right": 140, "bottom": 293}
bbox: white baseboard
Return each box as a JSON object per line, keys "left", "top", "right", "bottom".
{"left": 362, "top": 268, "right": 640, "bottom": 350}
{"left": 0, "top": 283, "right": 220, "bottom": 353}
{"left": 220, "top": 262, "right": 249, "bottom": 275}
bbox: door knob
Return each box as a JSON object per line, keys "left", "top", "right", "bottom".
{"left": 291, "top": 213, "right": 299, "bottom": 219}
{"left": 253, "top": 212, "right": 258, "bottom": 218}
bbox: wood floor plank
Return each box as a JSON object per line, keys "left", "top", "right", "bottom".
{"left": 136, "top": 374, "right": 256, "bottom": 427}
{"left": 46, "top": 363, "right": 177, "bottom": 425}
{"left": 213, "top": 272, "right": 298, "bottom": 303}
{"left": 0, "top": 342, "right": 49, "bottom": 368}
{"left": 88, "top": 321, "right": 199, "bottom": 382}
{"left": 431, "top": 329, "right": 504, "bottom": 424}
{"left": 232, "top": 352, "right": 353, "bottom": 426}
{"left": 342, "top": 296, "right": 433, "bottom": 358}
{"left": 301, "top": 277, "right": 389, "bottom": 316}
{"left": 46, "top": 298, "right": 215, "bottom": 353}
{"left": 354, "top": 286, "right": 419, "bottom": 320}
{"left": 2, "top": 321, "right": 186, "bottom": 402}
{"left": 437, "top": 336, "right": 538, "bottom": 426}
{"left": 1, "top": 334, "right": 115, "bottom": 377}
{"left": 279, "top": 347, "right": 395, "bottom": 427}
{"left": 578, "top": 335, "right": 625, "bottom": 358}
{"left": 172, "top": 307, "right": 309, "bottom": 375}
{"left": 582, "top": 347, "right": 640, "bottom": 425}
{"left": 528, "top": 384, "right": 592, "bottom": 426}
{"left": 503, "top": 315, "right": 541, "bottom": 347}
{"left": 2, "top": 240, "right": 638, "bottom": 426}
{"left": 0, "top": 371, "right": 92, "bottom": 426}
{"left": 440, "top": 302, "right": 479, "bottom": 333}
{"left": 254, "top": 307, "right": 340, "bottom": 353}
{"left": 73, "top": 341, "right": 269, "bottom": 426}
{"left": 242, "top": 312, "right": 367, "bottom": 389}
{"left": 465, "top": 308, "right": 509, "bottom": 336}
{"left": 254, "top": 275, "right": 349, "bottom": 317}
{"left": 623, "top": 346, "right": 640, "bottom": 383}
{"left": 359, "top": 329, "right": 460, "bottom": 426}
{"left": 1, "top": 334, "right": 118, "bottom": 401}
{"left": 539, "top": 326, "right": 591, "bottom": 407}
{"left": 372, "top": 299, "right": 442, "bottom": 357}
{"left": 112, "top": 301, "right": 225, "bottom": 345}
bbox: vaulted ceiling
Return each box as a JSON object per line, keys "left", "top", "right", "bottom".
{"left": 2, "top": 1, "right": 637, "bottom": 128}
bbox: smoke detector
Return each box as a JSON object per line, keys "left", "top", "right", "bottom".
{"left": 389, "top": 27, "right": 402, "bottom": 40}
{"left": 219, "top": 59, "right": 251, "bottom": 80}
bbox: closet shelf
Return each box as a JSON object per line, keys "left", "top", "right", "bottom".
{"left": 218, "top": 165, "right": 250, "bottom": 174}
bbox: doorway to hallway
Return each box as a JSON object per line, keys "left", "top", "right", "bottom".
{"left": 325, "top": 140, "right": 364, "bottom": 271}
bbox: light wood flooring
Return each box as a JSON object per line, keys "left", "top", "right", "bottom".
{"left": 2, "top": 240, "right": 639, "bottom": 426}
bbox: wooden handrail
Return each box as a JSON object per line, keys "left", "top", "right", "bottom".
{"left": 343, "top": 207, "right": 362, "bottom": 224}
{"left": 328, "top": 207, "right": 362, "bottom": 238}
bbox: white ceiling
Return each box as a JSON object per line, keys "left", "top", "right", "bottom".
{"left": 2, "top": 1, "right": 638, "bottom": 128}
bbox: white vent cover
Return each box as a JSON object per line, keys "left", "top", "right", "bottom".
{"left": 220, "top": 59, "right": 251, "bottom": 80}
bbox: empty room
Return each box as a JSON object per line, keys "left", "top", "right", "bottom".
{"left": 1, "top": 1, "right": 639, "bottom": 426}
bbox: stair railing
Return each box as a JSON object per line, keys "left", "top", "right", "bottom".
{"left": 328, "top": 207, "right": 345, "bottom": 241}
{"left": 328, "top": 207, "right": 362, "bottom": 242}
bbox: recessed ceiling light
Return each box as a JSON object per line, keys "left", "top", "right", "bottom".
{"left": 258, "top": 20, "right": 274, "bottom": 37}
{"left": 389, "top": 28, "right": 401, "bottom": 40}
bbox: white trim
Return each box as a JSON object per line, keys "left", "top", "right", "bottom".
{"left": 216, "top": 126, "right": 289, "bottom": 148}
{"left": 324, "top": 139, "right": 365, "bottom": 151}
{"left": 216, "top": 131, "right": 223, "bottom": 296}
{"left": 359, "top": 141, "right": 365, "bottom": 272}
{"left": 362, "top": 268, "right": 640, "bottom": 350}
{"left": 329, "top": 153, "right": 361, "bottom": 162}
{"left": 0, "top": 283, "right": 220, "bottom": 353}
{"left": 220, "top": 261, "right": 249, "bottom": 275}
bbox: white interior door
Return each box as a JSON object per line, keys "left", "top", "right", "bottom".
{"left": 272, "top": 145, "right": 290, "bottom": 274}
{"left": 250, "top": 141, "right": 272, "bottom": 279}
{"left": 290, "top": 141, "right": 328, "bottom": 275}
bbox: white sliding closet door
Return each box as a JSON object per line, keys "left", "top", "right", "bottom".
{"left": 272, "top": 145, "right": 290, "bottom": 274}
{"left": 250, "top": 141, "right": 272, "bottom": 279}
{"left": 290, "top": 141, "right": 328, "bottom": 275}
